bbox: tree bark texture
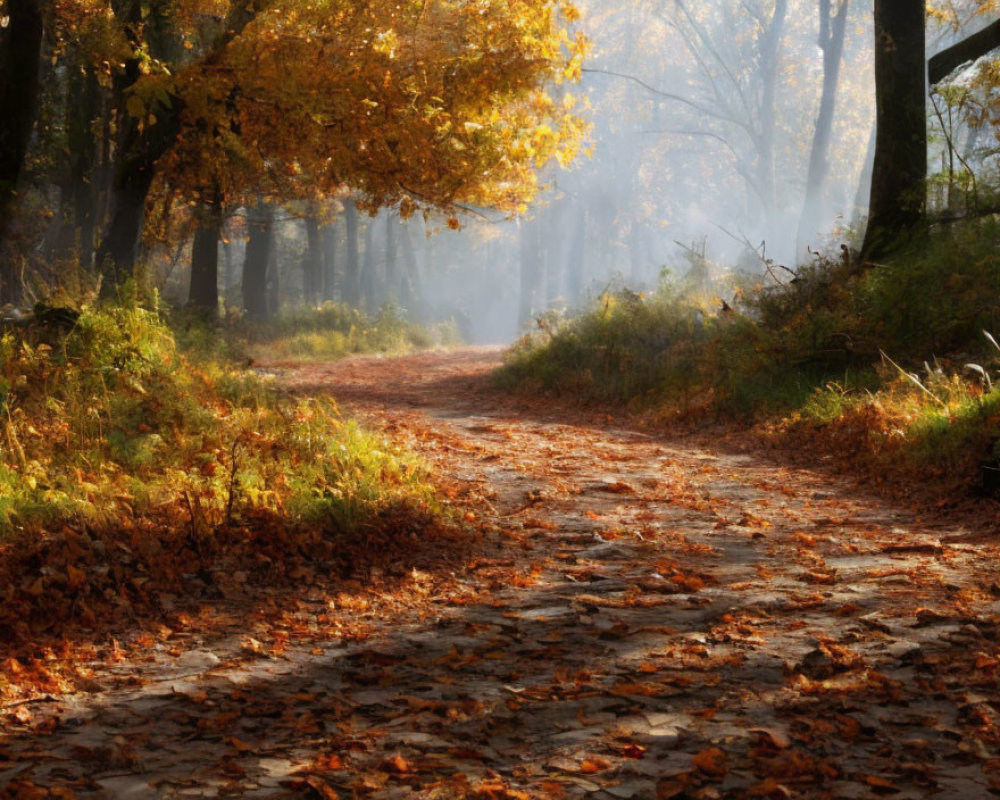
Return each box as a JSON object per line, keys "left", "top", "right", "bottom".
{"left": 342, "top": 199, "right": 361, "bottom": 308}
{"left": 0, "top": 0, "right": 44, "bottom": 303}
{"left": 862, "top": 0, "right": 927, "bottom": 259}
{"left": 242, "top": 203, "right": 273, "bottom": 321}
{"left": 188, "top": 207, "right": 223, "bottom": 319}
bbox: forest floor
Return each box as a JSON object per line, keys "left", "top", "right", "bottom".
{"left": 4, "top": 347, "right": 1000, "bottom": 799}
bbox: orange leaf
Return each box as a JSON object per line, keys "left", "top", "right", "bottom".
{"left": 65, "top": 564, "right": 86, "bottom": 591}
{"left": 315, "top": 753, "right": 344, "bottom": 770}
{"left": 621, "top": 742, "right": 646, "bottom": 759}
{"left": 383, "top": 754, "right": 411, "bottom": 773}
{"left": 691, "top": 746, "right": 727, "bottom": 775}
{"left": 301, "top": 775, "right": 340, "bottom": 800}
{"left": 862, "top": 774, "right": 898, "bottom": 790}
{"left": 579, "top": 757, "right": 612, "bottom": 773}
{"left": 656, "top": 778, "right": 688, "bottom": 799}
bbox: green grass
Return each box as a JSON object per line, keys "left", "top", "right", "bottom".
{"left": 239, "top": 303, "right": 461, "bottom": 362}
{"left": 498, "top": 218, "right": 1000, "bottom": 482}
{"left": 0, "top": 300, "right": 438, "bottom": 536}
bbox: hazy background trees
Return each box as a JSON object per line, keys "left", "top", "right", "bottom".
{"left": 5, "top": 1, "right": 1000, "bottom": 342}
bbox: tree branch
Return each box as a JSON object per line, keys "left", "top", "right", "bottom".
{"left": 929, "top": 17, "right": 1000, "bottom": 85}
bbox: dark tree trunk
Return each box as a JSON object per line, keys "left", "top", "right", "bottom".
{"left": 862, "top": 0, "right": 927, "bottom": 259}
{"left": 0, "top": 0, "right": 44, "bottom": 303}
{"left": 342, "top": 198, "right": 361, "bottom": 307}
{"left": 797, "top": 0, "right": 849, "bottom": 258}
{"left": 188, "top": 204, "right": 223, "bottom": 319}
{"left": 95, "top": 0, "right": 259, "bottom": 296}
{"left": 73, "top": 69, "right": 103, "bottom": 274}
{"left": 267, "top": 217, "right": 280, "bottom": 317}
{"left": 929, "top": 17, "right": 1000, "bottom": 85}
{"left": 242, "top": 203, "right": 273, "bottom": 321}
{"left": 95, "top": 107, "right": 183, "bottom": 297}
{"left": 0, "top": 0, "right": 44, "bottom": 223}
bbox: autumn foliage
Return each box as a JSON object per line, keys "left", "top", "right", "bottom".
{"left": 0, "top": 301, "right": 465, "bottom": 697}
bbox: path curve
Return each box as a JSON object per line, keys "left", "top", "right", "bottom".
{"left": 3, "top": 347, "right": 1000, "bottom": 799}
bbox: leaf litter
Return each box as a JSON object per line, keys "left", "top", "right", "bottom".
{"left": 3, "top": 346, "right": 1000, "bottom": 798}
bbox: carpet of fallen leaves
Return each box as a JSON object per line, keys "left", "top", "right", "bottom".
{"left": 4, "top": 346, "right": 1000, "bottom": 799}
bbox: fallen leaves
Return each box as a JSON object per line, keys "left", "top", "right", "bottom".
{"left": 4, "top": 349, "right": 1000, "bottom": 800}
{"left": 691, "top": 746, "right": 727, "bottom": 775}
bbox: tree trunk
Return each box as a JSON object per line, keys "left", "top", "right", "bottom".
{"left": 862, "top": 0, "right": 927, "bottom": 259}
{"left": 796, "top": 0, "right": 849, "bottom": 259}
{"left": 0, "top": 0, "right": 44, "bottom": 226}
{"left": 0, "top": 0, "right": 44, "bottom": 303}
{"left": 756, "top": 0, "right": 789, "bottom": 225}
{"left": 322, "top": 219, "right": 338, "bottom": 301}
{"left": 267, "top": 216, "right": 280, "bottom": 317}
{"left": 398, "top": 220, "right": 422, "bottom": 317}
{"left": 851, "top": 120, "right": 877, "bottom": 230}
{"left": 342, "top": 198, "right": 361, "bottom": 307}
{"left": 929, "top": 16, "right": 1000, "bottom": 86}
{"left": 303, "top": 213, "right": 323, "bottom": 306}
{"left": 361, "top": 216, "right": 377, "bottom": 312}
{"left": 96, "top": 0, "right": 260, "bottom": 296}
{"left": 384, "top": 214, "right": 399, "bottom": 306}
{"left": 188, "top": 204, "right": 223, "bottom": 320}
{"left": 242, "top": 203, "right": 273, "bottom": 321}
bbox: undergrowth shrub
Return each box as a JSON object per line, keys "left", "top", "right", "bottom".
{"left": 499, "top": 218, "right": 1000, "bottom": 480}
{"left": 242, "top": 302, "right": 460, "bottom": 361}
{"left": 0, "top": 301, "right": 435, "bottom": 535}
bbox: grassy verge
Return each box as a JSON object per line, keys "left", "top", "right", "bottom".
{"left": 230, "top": 302, "right": 461, "bottom": 363}
{"left": 0, "top": 301, "right": 456, "bottom": 662}
{"left": 498, "top": 220, "right": 1000, "bottom": 490}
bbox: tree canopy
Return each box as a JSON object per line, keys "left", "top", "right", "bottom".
{"left": 0, "top": 0, "right": 587, "bottom": 298}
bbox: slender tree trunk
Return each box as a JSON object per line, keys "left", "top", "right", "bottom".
{"left": 361, "top": 216, "right": 377, "bottom": 311}
{"left": 267, "top": 218, "right": 280, "bottom": 317}
{"left": 796, "top": 0, "right": 849, "bottom": 259}
{"left": 303, "top": 213, "right": 323, "bottom": 306}
{"left": 0, "top": 0, "right": 44, "bottom": 303}
{"left": 851, "top": 120, "right": 877, "bottom": 229}
{"left": 398, "top": 220, "right": 422, "bottom": 316}
{"left": 862, "top": 0, "right": 927, "bottom": 259}
{"left": 242, "top": 203, "right": 273, "bottom": 321}
{"left": 322, "top": 219, "right": 338, "bottom": 301}
{"left": 74, "top": 71, "right": 103, "bottom": 275}
{"left": 384, "top": 214, "right": 399, "bottom": 305}
{"left": 756, "top": 0, "right": 789, "bottom": 225}
{"left": 221, "top": 232, "right": 235, "bottom": 305}
{"left": 342, "top": 198, "right": 361, "bottom": 307}
{"left": 188, "top": 202, "right": 223, "bottom": 319}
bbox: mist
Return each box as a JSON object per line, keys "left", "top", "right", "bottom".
{"left": 148, "top": 1, "right": 1000, "bottom": 345}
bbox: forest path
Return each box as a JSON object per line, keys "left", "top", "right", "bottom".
{"left": 4, "top": 347, "right": 1000, "bottom": 799}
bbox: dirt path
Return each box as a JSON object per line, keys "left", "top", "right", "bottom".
{"left": 4, "top": 347, "right": 1000, "bottom": 799}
